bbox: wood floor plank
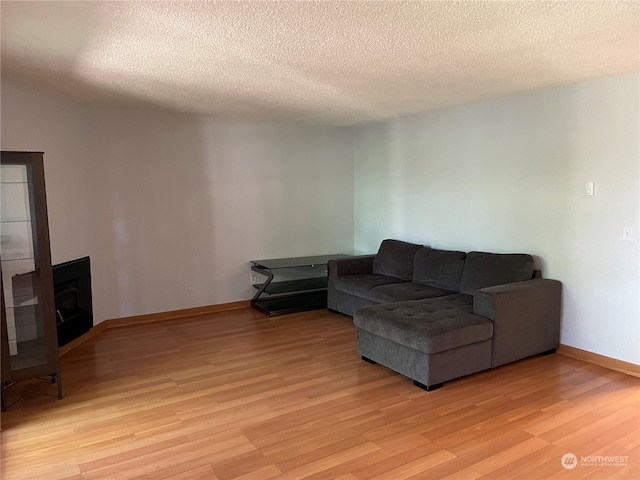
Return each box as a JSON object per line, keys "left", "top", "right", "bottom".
{"left": 301, "top": 433, "right": 431, "bottom": 480}
{"left": 1, "top": 308, "right": 638, "bottom": 479}
{"left": 347, "top": 441, "right": 440, "bottom": 479}
{"left": 162, "top": 464, "right": 218, "bottom": 480}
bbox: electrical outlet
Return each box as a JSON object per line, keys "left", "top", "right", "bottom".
{"left": 585, "top": 181, "right": 595, "bottom": 196}
{"left": 184, "top": 282, "right": 191, "bottom": 291}
{"left": 250, "top": 273, "right": 258, "bottom": 284}
{"left": 623, "top": 227, "right": 633, "bottom": 241}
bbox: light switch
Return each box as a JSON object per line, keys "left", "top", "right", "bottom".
{"left": 623, "top": 227, "right": 632, "bottom": 241}
{"left": 585, "top": 181, "right": 595, "bottom": 196}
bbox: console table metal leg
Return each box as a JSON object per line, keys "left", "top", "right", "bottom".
{"left": 250, "top": 265, "right": 273, "bottom": 308}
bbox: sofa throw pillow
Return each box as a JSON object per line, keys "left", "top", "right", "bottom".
{"left": 459, "top": 251, "right": 535, "bottom": 295}
{"left": 413, "top": 247, "right": 466, "bottom": 291}
{"left": 372, "top": 239, "right": 422, "bottom": 281}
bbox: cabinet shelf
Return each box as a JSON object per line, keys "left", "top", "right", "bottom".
{"left": 252, "top": 291, "right": 328, "bottom": 316}
{"left": 253, "top": 277, "right": 328, "bottom": 295}
{"left": 0, "top": 256, "right": 35, "bottom": 263}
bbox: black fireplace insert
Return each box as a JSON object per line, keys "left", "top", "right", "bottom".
{"left": 53, "top": 256, "right": 93, "bottom": 347}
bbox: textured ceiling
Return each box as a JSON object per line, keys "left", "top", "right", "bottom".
{"left": 2, "top": 1, "right": 639, "bottom": 125}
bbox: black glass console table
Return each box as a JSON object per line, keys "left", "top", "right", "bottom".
{"left": 250, "top": 254, "right": 348, "bottom": 316}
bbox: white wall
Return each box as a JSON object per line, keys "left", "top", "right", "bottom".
{"left": 354, "top": 74, "right": 640, "bottom": 365}
{"left": 0, "top": 79, "right": 110, "bottom": 323}
{"left": 90, "top": 110, "right": 354, "bottom": 319}
{"left": 1, "top": 81, "right": 100, "bottom": 261}
{"left": 1, "top": 79, "right": 355, "bottom": 322}
{"left": 4, "top": 73, "right": 638, "bottom": 365}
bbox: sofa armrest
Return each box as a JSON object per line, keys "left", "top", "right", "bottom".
{"left": 327, "top": 255, "right": 375, "bottom": 311}
{"left": 474, "top": 279, "right": 562, "bottom": 368}
{"left": 328, "top": 255, "right": 375, "bottom": 278}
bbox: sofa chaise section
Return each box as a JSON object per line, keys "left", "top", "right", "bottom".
{"left": 355, "top": 294, "right": 494, "bottom": 390}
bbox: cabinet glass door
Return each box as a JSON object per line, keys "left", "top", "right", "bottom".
{"left": 0, "top": 163, "right": 47, "bottom": 371}
{"left": 1, "top": 151, "right": 60, "bottom": 411}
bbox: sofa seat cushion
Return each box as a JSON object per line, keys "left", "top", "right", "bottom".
{"left": 354, "top": 295, "right": 493, "bottom": 355}
{"left": 334, "top": 274, "right": 405, "bottom": 300}
{"left": 372, "top": 239, "right": 423, "bottom": 281}
{"left": 460, "top": 251, "right": 535, "bottom": 295}
{"left": 369, "top": 282, "right": 456, "bottom": 304}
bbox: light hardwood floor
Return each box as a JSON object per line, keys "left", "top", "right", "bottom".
{"left": 1, "top": 308, "right": 639, "bottom": 480}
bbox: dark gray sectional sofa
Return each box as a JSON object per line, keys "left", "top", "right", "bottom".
{"left": 328, "top": 239, "right": 562, "bottom": 390}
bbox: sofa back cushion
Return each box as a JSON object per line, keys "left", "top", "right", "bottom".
{"left": 459, "top": 251, "right": 535, "bottom": 294}
{"left": 413, "top": 247, "right": 466, "bottom": 291}
{"left": 372, "top": 239, "right": 422, "bottom": 281}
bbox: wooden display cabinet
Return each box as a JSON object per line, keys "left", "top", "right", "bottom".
{"left": 1, "top": 151, "right": 61, "bottom": 411}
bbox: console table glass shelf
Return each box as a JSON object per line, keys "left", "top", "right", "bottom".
{"left": 250, "top": 254, "right": 348, "bottom": 316}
